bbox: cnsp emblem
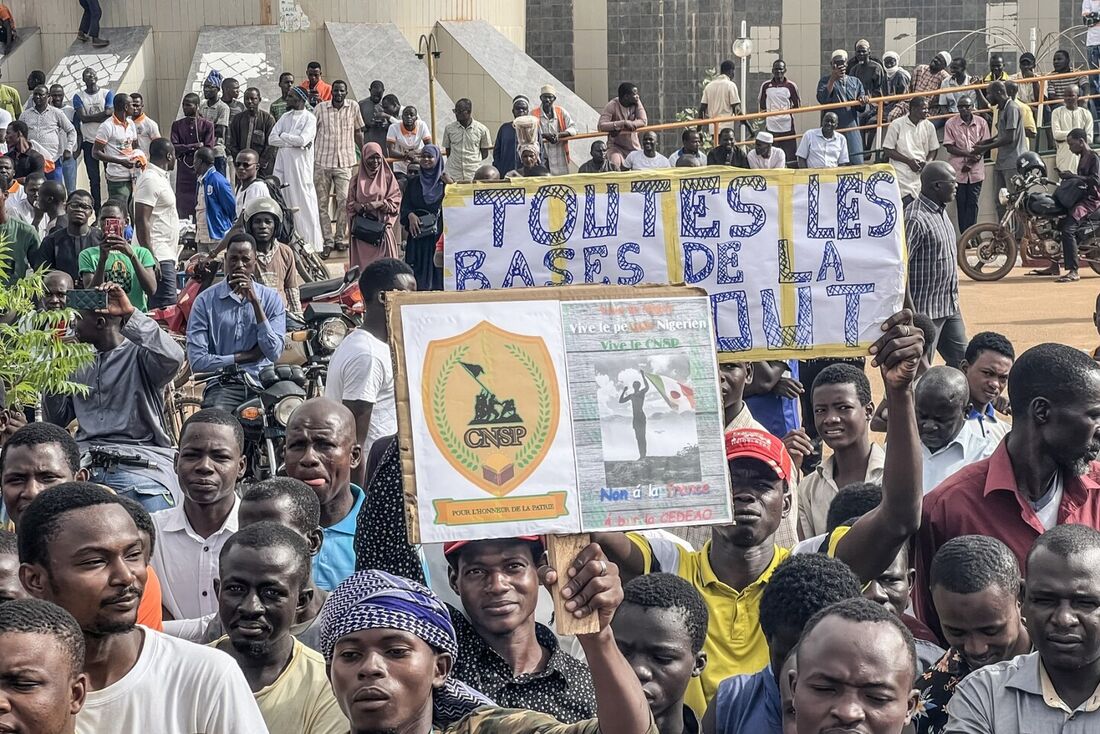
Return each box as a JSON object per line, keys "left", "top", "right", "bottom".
{"left": 422, "top": 321, "right": 559, "bottom": 496}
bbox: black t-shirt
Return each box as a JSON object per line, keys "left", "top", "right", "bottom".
{"left": 29, "top": 226, "right": 105, "bottom": 283}
{"left": 9, "top": 148, "right": 45, "bottom": 180}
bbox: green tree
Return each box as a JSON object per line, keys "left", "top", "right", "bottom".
{"left": 0, "top": 237, "right": 94, "bottom": 409}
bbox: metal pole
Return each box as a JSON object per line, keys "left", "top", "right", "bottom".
{"left": 740, "top": 20, "right": 749, "bottom": 142}
{"left": 428, "top": 47, "right": 438, "bottom": 138}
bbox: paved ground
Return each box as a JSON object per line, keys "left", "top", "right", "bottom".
{"left": 957, "top": 267, "right": 1098, "bottom": 354}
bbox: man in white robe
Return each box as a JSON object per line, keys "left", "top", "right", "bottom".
{"left": 268, "top": 86, "right": 323, "bottom": 253}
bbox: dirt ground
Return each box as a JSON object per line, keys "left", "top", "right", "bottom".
{"left": 865, "top": 265, "right": 1100, "bottom": 404}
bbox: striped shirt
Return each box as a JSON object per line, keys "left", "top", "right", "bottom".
{"left": 313, "top": 100, "right": 364, "bottom": 169}
{"left": 905, "top": 194, "right": 959, "bottom": 320}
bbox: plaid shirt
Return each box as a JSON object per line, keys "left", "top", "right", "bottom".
{"left": 905, "top": 194, "right": 959, "bottom": 319}
{"left": 313, "top": 100, "right": 364, "bottom": 169}
{"left": 912, "top": 65, "right": 949, "bottom": 105}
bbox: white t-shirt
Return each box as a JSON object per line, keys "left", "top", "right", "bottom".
{"left": 624, "top": 150, "right": 671, "bottom": 170}
{"left": 700, "top": 77, "right": 741, "bottom": 129}
{"left": 386, "top": 119, "right": 432, "bottom": 175}
{"left": 1032, "top": 473, "right": 1064, "bottom": 531}
{"left": 325, "top": 329, "right": 396, "bottom": 458}
{"left": 133, "top": 163, "right": 180, "bottom": 262}
{"left": 94, "top": 116, "right": 139, "bottom": 181}
{"left": 132, "top": 114, "right": 161, "bottom": 155}
{"left": 74, "top": 87, "right": 112, "bottom": 142}
{"left": 236, "top": 179, "right": 270, "bottom": 213}
{"left": 76, "top": 627, "right": 269, "bottom": 734}
{"left": 883, "top": 116, "right": 939, "bottom": 198}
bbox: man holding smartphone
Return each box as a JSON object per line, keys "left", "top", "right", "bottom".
{"left": 42, "top": 282, "right": 186, "bottom": 511}
{"left": 78, "top": 201, "right": 157, "bottom": 311}
{"left": 186, "top": 233, "right": 286, "bottom": 411}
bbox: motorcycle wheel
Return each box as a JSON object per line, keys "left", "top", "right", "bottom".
{"left": 957, "top": 223, "right": 1018, "bottom": 281}
{"left": 293, "top": 235, "right": 331, "bottom": 282}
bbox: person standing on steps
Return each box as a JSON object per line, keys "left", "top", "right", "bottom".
{"left": 76, "top": 0, "right": 109, "bottom": 47}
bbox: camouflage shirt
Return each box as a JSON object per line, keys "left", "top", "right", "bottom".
{"left": 437, "top": 706, "right": 657, "bottom": 734}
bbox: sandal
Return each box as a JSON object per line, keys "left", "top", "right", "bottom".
{"left": 1056, "top": 271, "right": 1080, "bottom": 283}
{"left": 1026, "top": 266, "right": 1060, "bottom": 276}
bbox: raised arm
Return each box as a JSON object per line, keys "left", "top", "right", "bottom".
{"left": 832, "top": 310, "right": 924, "bottom": 583}
{"left": 541, "top": 545, "right": 656, "bottom": 734}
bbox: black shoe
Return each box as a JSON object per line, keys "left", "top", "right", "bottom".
{"left": 319, "top": 246, "right": 332, "bottom": 260}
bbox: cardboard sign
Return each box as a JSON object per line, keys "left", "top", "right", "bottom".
{"left": 388, "top": 285, "right": 731, "bottom": 545}
{"left": 442, "top": 164, "right": 907, "bottom": 361}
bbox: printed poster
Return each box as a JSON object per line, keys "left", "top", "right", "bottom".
{"left": 562, "top": 298, "right": 729, "bottom": 531}
{"left": 395, "top": 288, "right": 732, "bottom": 544}
{"left": 401, "top": 300, "right": 580, "bottom": 544}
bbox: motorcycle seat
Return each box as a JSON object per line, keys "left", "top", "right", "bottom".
{"left": 299, "top": 276, "right": 344, "bottom": 302}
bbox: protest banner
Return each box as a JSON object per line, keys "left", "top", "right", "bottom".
{"left": 387, "top": 285, "right": 731, "bottom": 632}
{"left": 441, "top": 164, "right": 907, "bottom": 361}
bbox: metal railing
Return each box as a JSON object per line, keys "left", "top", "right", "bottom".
{"left": 563, "top": 67, "right": 1100, "bottom": 157}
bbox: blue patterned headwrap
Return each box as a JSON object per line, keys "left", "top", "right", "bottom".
{"left": 320, "top": 570, "right": 492, "bottom": 725}
{"left": 204, "top": 69, "right": 223, "bottom": 88}
{"left": 291, "top": 86, "right": 310, "bottom": 104}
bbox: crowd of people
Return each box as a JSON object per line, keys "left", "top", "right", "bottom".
{"left": 5, "top": 5, "right": 1100, "bottom": 734}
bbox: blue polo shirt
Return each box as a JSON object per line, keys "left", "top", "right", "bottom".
{"left": 711, "top": 666, "right": 781, "bottom": 734}
{"left": 316, "top": 483, "right": 365, "bottom": 591}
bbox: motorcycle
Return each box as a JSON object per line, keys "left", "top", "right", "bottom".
{"left": 289, "top": 267, "right": 361, "bottom": 396}
{"left": 957, "top": 152, "right": 1100, "bottom": 281}
{"left": 193, "top": 365, "right": 307, "bottom": 481}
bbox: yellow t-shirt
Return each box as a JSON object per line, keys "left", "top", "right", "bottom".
{"left": 627, "top": 526, "right": 851, "bottom": 715}
{"left": 212, "top": 637, "right": 348, "bottom": 734}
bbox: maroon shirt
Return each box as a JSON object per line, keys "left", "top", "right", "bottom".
{"left": 914, "top": 440, "right": 1100, "bottom": 634}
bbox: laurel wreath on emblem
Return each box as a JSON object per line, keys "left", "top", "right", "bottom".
{"left": 433, "top": 347, "right": 481, "bottom": 472}
{"left": 503, "top": 343, "right": 551, "bottom": 470}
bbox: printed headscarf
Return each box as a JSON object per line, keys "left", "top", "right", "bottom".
{"left": 204, "top": 69, "right": 223, "bottom": 88}
{"left": 320, "top": 570, "right": 492, "bottom": 725}
{"left": 419, "top": 143, "right": 446, "bottom": 205}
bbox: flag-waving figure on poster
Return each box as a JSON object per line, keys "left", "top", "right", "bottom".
{"left": 618, "top": 376, "right": 650, "bottom": 459}
{"left": 644, "top": 371, "right": 696, "bottom": 412}
{"left": 463, "top": 361, "right": 523, "bottom": 424}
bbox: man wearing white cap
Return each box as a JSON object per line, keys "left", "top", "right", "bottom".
{"left": 747, "top": 131, "right": 786, "bottom": 169}
{"left": 817, "top": 49, "right": 869, "bottom": 164}
{"left": 534, "top": 84, "right": 576, "bottom": 175}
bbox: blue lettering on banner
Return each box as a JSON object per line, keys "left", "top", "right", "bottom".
{"left": 865, "top": 171, "right": 898, "bottom": 238}
{"left": 543, "top": 248, "right": 576, "bottom": 285}
{"left": 453, "top": 250, "right": 491, "bottom": 290}
{"left": 529, "top": 184, "right": 578, "bottom": 246}
{"left": 630, "top": 179, "right": 672, "bottom": 237}
{"left": 836, "top": 173, "right": 863, "bottom": 240}
{"left": 583, "top": 184, "right": 619, "bottom": 238}
{"left": 726, "top": 176, "right": 767, "bottom": 237}
{"left": 473, "top": 188, "right": 525, "bottom": 248}
{"left": 680, "top": 175, "right": 721, "bottom": 238}
{"left": 827, "top": 283, "right": 875, "bottom": 345}
{"left": 617, "top": 243, "right": 645, "bottom": 285}
{"left": 806, "top": 175, "right": 834, "bottom": 239}
{"left": 761, "top": 287, "right": 813, "bottom": 349}
{"left": 716, "top": 241, "right": 744, "bottom": 284}
{"left": 682, "top": 242, "right": 714, "bottom": 283}
{"left": 778, "top": 239, "right": 812, "bottom": 283}
{"left": 711, "top": 290, "right": 752, "bottom": 351}
{"left": 502, "top": 250, "right": 535, "bottom": 287}
{"left": 817, "top": 241, "right": 845, "bottom": 282}
{"left": 584, "top": 245, "right": 610, "bottom": 284}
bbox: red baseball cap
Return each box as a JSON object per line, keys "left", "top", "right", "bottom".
{"left": 443, "top": 536, "right": 542, "bottom": 556}
{"left": 724, "top": 428, "right": 794, "bottom": 481}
